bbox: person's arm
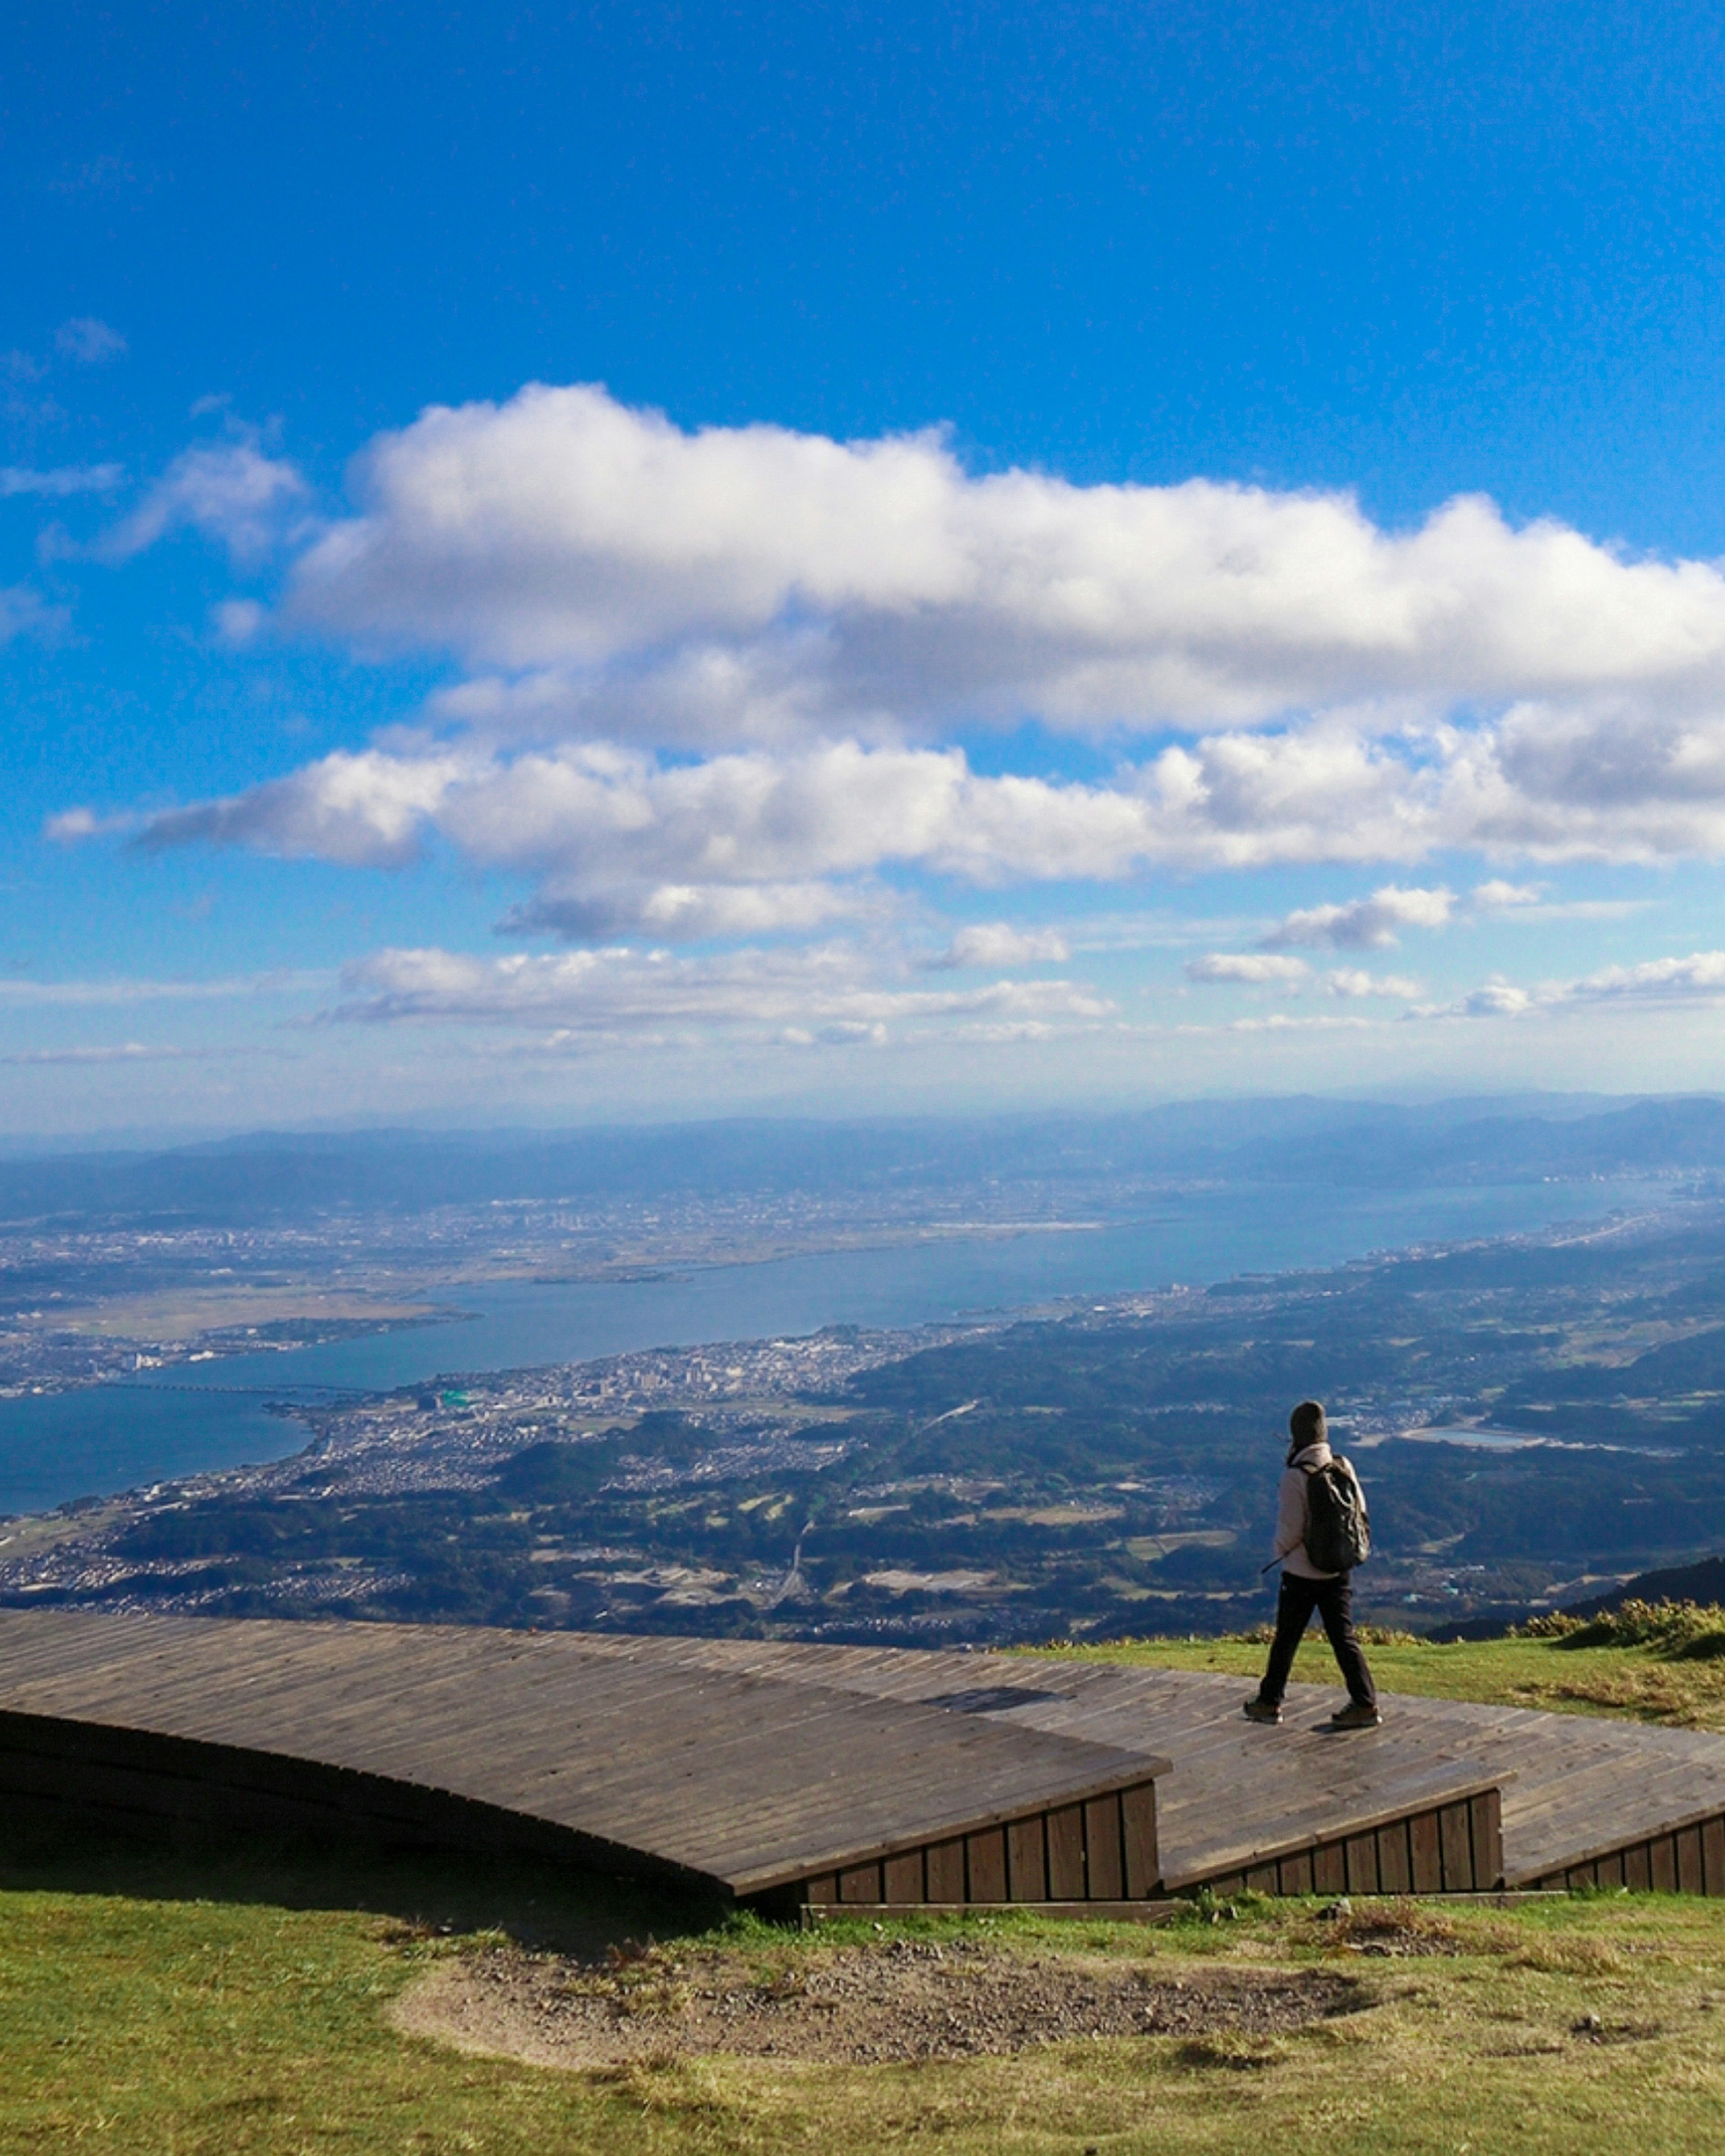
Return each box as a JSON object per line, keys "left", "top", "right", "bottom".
{"left": 1272, "top": 1467, "right": 1307, "bottom": 1561}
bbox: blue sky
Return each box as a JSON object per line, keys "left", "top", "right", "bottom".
{"left": 8, "top": 0, "right": 1725, "bottom": 1134}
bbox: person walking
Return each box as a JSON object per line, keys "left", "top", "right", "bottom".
{"left": 1243, "top": 1400, "right": 1380, "bottom": 1728}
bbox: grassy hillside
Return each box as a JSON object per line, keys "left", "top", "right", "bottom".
{"left": 9, "top": 1628, "right": 1725, "bottom": 2155}
{"left": 1042, "top": 1604, "right": 1725, "bottom": 1729}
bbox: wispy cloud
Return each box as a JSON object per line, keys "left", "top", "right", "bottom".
{"left": 0, "top": 462, "right": 123, "bottom": 498}
{"left": 328, "top": 941, "right": 1114, "bottom": 1048}
{"left": 102, "top": 437, "right": 308, "bottom": 563}
{"left": 53, "top": 318, "right": 126, "bottom": 364}
{"left": 1261, "top": 885, "right": 1454, "bottom": 950}
{"left": 0, "top": 969, "right": 328, "bottom": 1007}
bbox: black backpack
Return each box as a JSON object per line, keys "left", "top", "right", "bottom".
{"left": 1302, "top": 1455, "right": 1371, "bottom": 1573}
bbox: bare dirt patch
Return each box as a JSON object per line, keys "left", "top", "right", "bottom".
{"left": 390, "top": 1935, "right": 1365, "bottom": 2068}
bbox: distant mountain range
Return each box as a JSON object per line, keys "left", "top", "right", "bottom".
{"left": 0, "top": 1093, "right": 1721, "bottom": 1228}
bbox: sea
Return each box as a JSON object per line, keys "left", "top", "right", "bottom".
{"left": 0, "top": 1175, "right": 1662, "bottom": 1515}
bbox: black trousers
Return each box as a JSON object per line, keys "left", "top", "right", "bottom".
{"left": 1257, "top": 1570, "right": 1376, "bottom": 1709}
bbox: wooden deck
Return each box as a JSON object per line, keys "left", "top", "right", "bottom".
{"left": 5, "top": 1613, "right": 1723, "bottom": 1902}
{"left": 598, "top": 1638, "right": 1725, "bottom": 1893}
{"left": 0, "top": 1612, "right": 1166, "bottom": 1904}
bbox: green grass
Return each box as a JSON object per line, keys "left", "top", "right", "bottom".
{"left": 1031, "top": 1621, "right": 1725, "bottom": 1728}
{"left": 8, "top": 1833, "right": 1725, "bottom": 2154}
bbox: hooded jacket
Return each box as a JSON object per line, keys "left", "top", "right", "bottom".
{"left": 1273, "top": 1438, "right": 1339, "bottom": 1580}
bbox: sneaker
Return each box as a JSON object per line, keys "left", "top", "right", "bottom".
{"left": 1331, "top": 1700, "right": 1382, "bottom": 1730}
{"left": 1242, "top": 1697, "right": 1283, "bottom": 1724}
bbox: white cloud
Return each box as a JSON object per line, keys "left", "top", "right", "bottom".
{"left": 1261, "top": 884, "right": 1454, "bottom": 950}
{"left": 328, "top": 941, "right": 1115, "bottom": 1047}
{"left": 282, "top": 384, "right": 1725, "bottom": 750}
{"left": 1322, "top": 969, "right": 1420, "bottom": 998}
{"left": 1185, "top": 952, "right": 1310, "bottom": 985}
{"left": 104, "top": 438, "right": 307, "bottom": 562}
{"left": 1412, "top": 948, "right": 1725, "bottom": 1021}
{"left": 54, "top": 318, "right": 126, "bottom": 363}
{"left": 1471, "top": 878, "right": 1543, "bottom": 910}
{"left": 924, "top": 923, "right": 1071, "bottom": 969}
{"left": 0, "top": 462, "right": 122, "bottom": 498}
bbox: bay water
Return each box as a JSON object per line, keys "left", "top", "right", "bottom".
{"left": 0, "top": 1176, "right": 1657, "bottom": 1515}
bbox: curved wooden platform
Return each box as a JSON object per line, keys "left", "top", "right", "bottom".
{"left": 5, "top": 1613, "right": 1719, "bottom": 1905}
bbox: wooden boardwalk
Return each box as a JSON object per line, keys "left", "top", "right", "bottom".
{"left": 603, "top": 1638, "right": 1725, "bottom": 1893}
{"left": 4, "top": 1612, "right": 1723, "bottom": 1902}
{"left": 0, "top": 1612, "right": 1165, "bottom": 1904}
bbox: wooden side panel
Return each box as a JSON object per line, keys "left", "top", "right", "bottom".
{"left": 1278, "top": 1849, "right": 1313, "bottom": 1896}
{"left": 1121, "top": 1783, "right": 1159, "bottom": 1898}
{"left": 1705, "top": 1817, "right": 1725, "bottom": 1895}
{"left": 1047, "top": 1805, "right": 1086, "bottom": 1900}
{"left": 1344, "top": 1832, "right": 1380, "bottom": 1895}
{"left": 883, "top": 1851, "right": 924, "bottom": 1904}
{"left": 839, "top": 1861, "right": 883, "bottom": 1903}
{"left": 1650, "top": 1836, "right": 1678, "bottom": 1894}
{"left": 1084, "top": 1796, "right": 1124, "bottom": 1900}
{"left": 1245, "top": 1862, "right": 1278, "bottom": 1894}
{"left": 1597, "top": 1849, "right": 1625, "bottom": 1889}
{"left": 1410, "top": 1811, "right": 1442, "bottom": 1894}
{"left": 1312, "top": 1841, "right": 1347, "bottom": 1895}
{"left": 802, "top": 1873, "right": 837, "bottom": 1905}
{"left": 1438, "top": 1802, "right": 1472, "bottom": 1892}
{"left": 1376, "top": 1822, "right": 1412, "bottom": 1895}
{"left": 925, "top": 1838, "right": 965, "bottom": 1903}
{"left": 1470, "top": 1789, "right": 1503, "bottom": 1890}
{"left": 1007, "top": 1816, "right": 1047, "bottom": 1902}
{"left": 965, "top": 1827, "right": 1008, "bottom": 1904}
{"left": 1624, "top": 1842, "right": 1652, "bottom": 1892}
{"left": 1677, "top": 1829, "right": 1704, "bottom": 1896}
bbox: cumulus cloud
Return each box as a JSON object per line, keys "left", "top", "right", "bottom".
{"left": 1186, "top": 952, "right": 1310, "bottom": 985}
{"left": 329, "top": 941, "right": 1114, "bottom": 1047}
{"left": 1261, "top": 884, "right": 1454, "bottom": 950}
{"left": 924, "top": 923, "right": 1071, "bottom": 969}
{"left": 103, "top": 438, "right": 307, "bottom": 562}
{"left": 283, "top": 384, "right": 1725, "bottom": 751}
{"left": 1322, "top": 969, "right": 1420, "bottom": 998}
{"left": 1412, "top": 948, "right": 1725, "bottom": 1021}
{"left": 1472, "top": 878, "right": 1543, "bottom": 910}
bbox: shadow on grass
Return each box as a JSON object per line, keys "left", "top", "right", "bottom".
{"left": 0, "top": 1817, "right": 731, "bottom": 1958}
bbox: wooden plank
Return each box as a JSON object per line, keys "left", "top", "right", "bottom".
{"left": 1651, "top": 1836, "right": 1678, "bottom": 1894}
{"left": 1047, "top": 1806, "right": 1086, "bottom": 1900}
{"left": 1624, "top": 1843, "right": 1652, "bottom": 1892}
{"left": 1084, "top": 1795, "right": 1124, "bottom": 1900}
{"left": 1245, "top": 1863, "right": 1278, "bottom": 1894}
{"left": 883, "top": 1851, "right": 924, "bottom": 1904}
{"left": 965, "top": 1828, "right": 1008, "bottom": 1904}
{"left": 801, "top": 1873, "right": 837, "bottom": 1904}
{"left": 838, "top": 1861, "right": 883, "bottom": 1903}
{"left": 1597, "top": 1850, "right": 1625, "bottom": 1889}
{"left": 1006, "top": 1816, "right": 1047, "bottom": 1901}
{"left": 1312, "top": 1842, "right": 1346, "bottom": 1895}
{"left": 1121, "top": 1782, "right": 1158, "bottom": 1897}
{"left": 1376, "top": 1821, "right": 1412, "bottom": 1895}
{"left": 1470, "top": 1791, "right": 1503, "bottom": 1889}
{"left": 1410, "top": 1810, "right": 1442, "bottom": 1894}
{"left": 1278, "top": 1849, "right": 1313, "bottom": 1896}
{"left": 925, "top": 1838, "right": 964, "bottom": 1902}
{"left": 1344, "top": 1832, "right": 1380, "bottom": 1895}
{"left": 1439, "top": 1802, "right": 1472, "bottom": 1892}
{"left": 1676, "top": 1829, "right": 1704, "bottom": 1895}
{"left": 1705, "top": 1817, "right": 1725, "bottom": 1895}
